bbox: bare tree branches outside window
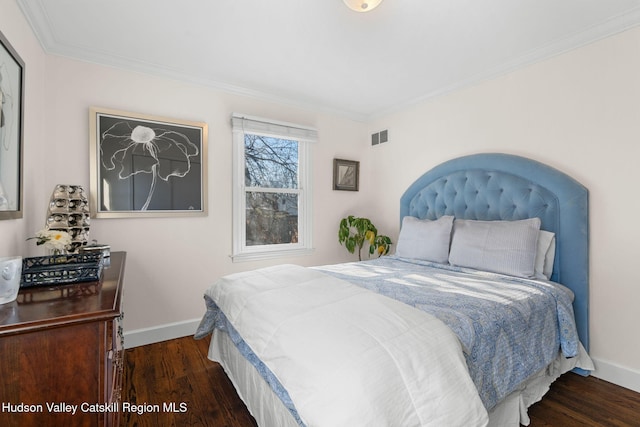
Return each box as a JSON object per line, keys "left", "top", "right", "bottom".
{"left": 244, "top": 134, "right": 299, "bottom": 246}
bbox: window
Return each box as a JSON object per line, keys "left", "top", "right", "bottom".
{"left": 231, "top": 114, "right": 316, "bottom": 261}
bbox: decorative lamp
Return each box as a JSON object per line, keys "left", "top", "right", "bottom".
{"left": 46, "top": 184, "right": 90, "bottom": 253}
{"left": 343, "top": 0, "right": 383, "bottom": 12}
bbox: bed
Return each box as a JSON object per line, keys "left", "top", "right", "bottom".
{"left": 196, "top": 153, "right": 594, "bottom": 426}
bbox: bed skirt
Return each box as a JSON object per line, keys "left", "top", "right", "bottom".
{"left": 208, "top": 330, "right": 593, "bottom": 427}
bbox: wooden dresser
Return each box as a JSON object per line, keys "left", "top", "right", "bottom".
{"left": 0, "top": 251, "right": 126, "bottom": 427}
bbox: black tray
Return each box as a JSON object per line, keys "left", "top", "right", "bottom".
{"left": 21, "top": 252, "right": 104, "bottom": 288}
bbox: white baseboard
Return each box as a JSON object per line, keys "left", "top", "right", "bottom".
{"left": 124, "top": 322, "right": 640, "bottom": 396}
{"left": 591, "top": 357, "right": 640, "bottom": 394}
{"left": 124, "top": 318, "right": 202, "bottom": 348}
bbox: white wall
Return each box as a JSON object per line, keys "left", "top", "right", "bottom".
{"left": 40, "top": 56, "right": 374, "bottom": 337}
{"left": 368, "top": 27, "right": 640, "bottom": 389}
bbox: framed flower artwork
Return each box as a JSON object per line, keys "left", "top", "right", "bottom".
{"left": 89, "top": 107, "right": 208, "bottom": 218}
{"left": 0, "top": 30, "right": 25, "bottom": 220}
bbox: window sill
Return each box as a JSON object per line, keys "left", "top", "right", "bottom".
{"left": 231, "top": 248, "right": 315, "bottom": 263}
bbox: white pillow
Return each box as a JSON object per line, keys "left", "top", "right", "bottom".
{"left": 395, "top": 216, "right": 454, "bottom": 264}
{"left": 449, "top": 218, "right": 541, "bottom": 278}
{"left": 534, "top": 230, "right": 556, "bottom": 280}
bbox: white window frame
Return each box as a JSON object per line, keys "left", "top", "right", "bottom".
{"left": 231, "top": 114, "right": 315, "bottom": 261}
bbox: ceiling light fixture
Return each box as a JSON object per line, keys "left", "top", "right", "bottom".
{"left": 343, "top": 0, "right": 383, "bottom": 13}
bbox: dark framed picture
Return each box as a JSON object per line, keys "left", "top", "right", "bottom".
{"left": 89, "top": 107, "right": 208, "bottom": 218}
{"left": 0, "top": 30, "right": 25, "bottom": 220}
{"left": 333, "top": 158, "right": 359, "bottom": 191}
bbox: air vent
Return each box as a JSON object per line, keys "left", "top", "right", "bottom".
{"left": 380, "top": 129, "right": 388, "bottom": 143}
{"left": 371, "top": 130, "right": 389, "bottom": 146}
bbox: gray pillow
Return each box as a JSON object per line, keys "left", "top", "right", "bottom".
{"left": 395, "top": 216, "right": 454, "bottom": 263}
{"left": 534, "top": 230, "right": 556, "bottom": 280}
{"left": 449, "top": 218, "right": 541, "bottom": 278}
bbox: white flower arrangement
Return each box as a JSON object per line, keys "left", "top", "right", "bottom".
{"left": 28, "top": 228, "right": 72, "bottom": 254}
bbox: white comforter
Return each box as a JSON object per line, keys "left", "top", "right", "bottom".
{"left": 207, "top": 264, "right": 489, "bottom": 427}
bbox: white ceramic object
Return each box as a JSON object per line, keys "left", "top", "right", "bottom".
{"left": 0, "top": 256, "right": 22, "bottom": 304}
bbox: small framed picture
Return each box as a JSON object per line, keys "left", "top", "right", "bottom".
{"left": 89, "top": 107, "right": 208, "bottom": 218}
{"left": 333, "top": 158, "right": 359, "bottom": 191}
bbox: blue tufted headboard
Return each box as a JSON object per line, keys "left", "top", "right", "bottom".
{"left": 400, "top": 153, "right": 589, "bottom": 354}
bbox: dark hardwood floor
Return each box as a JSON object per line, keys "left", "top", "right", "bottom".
{"left": 123, "top": 336, "right": 640, "bottom": 426}
{"left": 123, "top": 336, "right": 257, "bottom": 427}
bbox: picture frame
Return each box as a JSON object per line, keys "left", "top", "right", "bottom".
{"left": 333, "top": 158, "right": 359, "bottom": 191}
{"left": 89, "top": 107, "right": 208, "bottom": 218}
{"left": 0, "top": 30, "right": 25, "bottom": 220}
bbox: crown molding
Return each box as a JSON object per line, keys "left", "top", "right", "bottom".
{"left": 18, "top": 0, "right": 640, "bottom": 123}
{"left": 370, "top": 6, "right": 640, "bottom": 121}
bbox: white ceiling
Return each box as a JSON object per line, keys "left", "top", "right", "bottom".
{"left": 17, "top": 0, "right": 640, "bottom": 121}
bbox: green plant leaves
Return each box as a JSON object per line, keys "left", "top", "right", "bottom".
{"left": 337, "top": 215, "right": 392, "bottom": 261}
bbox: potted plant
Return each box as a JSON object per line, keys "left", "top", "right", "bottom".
{"left": 338, "top": 215, "right": 392, "bottom": 261}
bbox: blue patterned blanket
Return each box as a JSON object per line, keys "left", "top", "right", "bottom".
{"left": 196, "top": 256, "right": 579, "bottom": 414}
{"left": 315, "top": 257, "right": 579, "bottom": 409}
